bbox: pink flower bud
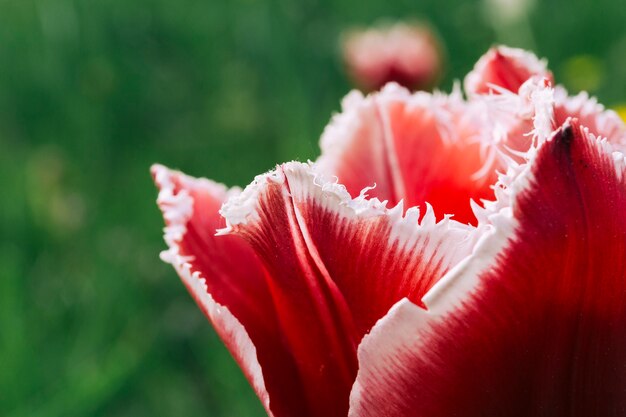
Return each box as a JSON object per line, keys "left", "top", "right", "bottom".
{"left": 342, "top": 22, "right": 444, "bottom": 91}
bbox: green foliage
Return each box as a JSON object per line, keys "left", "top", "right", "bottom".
{"left": 1, "top": 0, "right": 625, "bottom": 415}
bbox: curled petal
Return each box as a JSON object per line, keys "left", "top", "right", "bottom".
{"left": 473, "top": 77, "right": 626, "bottom": 170}
{"left": 316, "top": 84, "right": 493, "bottom": 224}
{"left": 465, "top": 45, "right": 553, "bottom": 96}
{"left": 350, "top": 121, "right": 626, "bottom": 416}
{"left": 153, "top": 165, "right": 302, "bottom": 417}
{"left": 220, "top": 161, "right": 477, "bottom": 416}
{"left": 460, "top": 77, "right": 555, "bottom": 175}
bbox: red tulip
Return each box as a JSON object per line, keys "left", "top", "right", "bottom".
{"left": 341, "top": 22, "right": 443, "bottom": 91}
{"left": 153, "top": 46, "right": 626, "bottom": 416}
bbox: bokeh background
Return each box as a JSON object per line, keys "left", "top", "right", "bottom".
{"left": 2, "top": 0, "right": 626, "bottom": 415}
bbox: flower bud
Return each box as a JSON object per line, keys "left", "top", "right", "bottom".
{"left": 342, "top": 22, "right": 444, "bottom": 91}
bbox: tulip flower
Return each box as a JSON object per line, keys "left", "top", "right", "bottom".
{"left": 153, "top": 46, "right": 626, "bottom": 416}
{"left": 341, "top": 22, "right": 443, "bottom": 91}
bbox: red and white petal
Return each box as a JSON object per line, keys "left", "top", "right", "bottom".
{"left": 169, "top": 261, "right": 273, "bottom": 416}
{"left": 220, "top": 161, "right": 477, "bottom": 417}
{"left": 153, "top": 165, "right": 303, "bottom": 417}
{"left": 349, "top": 121, "right": 626, "bottom": 416}
{"left": 478, "top": 79, "right": 626, "bottom": 169}
{"left": 488, "top": 82, "right": 626, "bottom": 165}
{"left": 465, "top": 45, "right": 553, "bottom": 96}
{"left": 554, "top": 86, "right": 626, "bottom": 150}
{"left": 466, "top": 77, "right": 556, "bottom": 168}
{"left": 347, "top": 298, "right": 430, "bottom": 417}
{"left": 316, "top": 84, "right": 493, "bottom": 225}
{"left": 153, "top": 165, "right": 272, "bottom": 325}
{"left": 316, "top": 90, "right": 399, "bottom": 206}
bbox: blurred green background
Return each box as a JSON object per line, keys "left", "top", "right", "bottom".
{"left": 2, "top": 0, "right": 626, "bottom": 415}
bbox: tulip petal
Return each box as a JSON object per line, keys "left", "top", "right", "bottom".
{"left": 317, "top": 85, "right": 494, "bottom": 224}
{"left": 475, "top": 78, "right": 626, "bottom": 172}
{"left": 465, "top": 45, "right": 553, "bottom": 95}
{"left": 555, "top": 87, "right": 626, "bottom": 150}
{"left": 220, "top": 161, "right": 477, "bottom": 416}
{"left": 349, "top": 121, "right": 626, "bottom": 416}
{"left": 153, "top": 165, "right": 272, "bottom": 331}
{"left": 153, "top": 165, "right": 303, "bottom": 417}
